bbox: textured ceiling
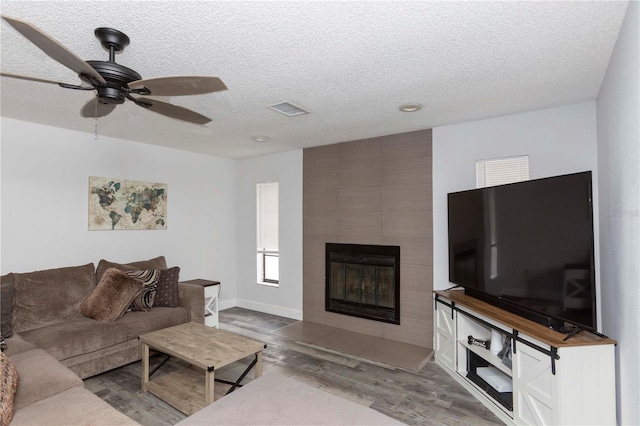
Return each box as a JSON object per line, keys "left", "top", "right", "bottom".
{"left": 0, "top": 1, "right": 629, "bottom": 159}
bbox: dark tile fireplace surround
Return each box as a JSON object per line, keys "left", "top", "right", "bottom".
{"left": 326, "top": 243, "right": 400, "bottom": 324}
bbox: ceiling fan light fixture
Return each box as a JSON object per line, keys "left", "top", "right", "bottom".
{"left": 1, "top": 15, "right": 224, "bottom": 125}
{"left": 251, "top": 136, "right": 270, "bottom": 143}
{"left": 267, "top": 101, "right": 309, "bottom": 117}
{"left": 399, "top": 103, "right": 422, "bottom": 112}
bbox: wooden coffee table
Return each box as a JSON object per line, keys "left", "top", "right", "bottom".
{"left": 139, "top": 322, "right": 266, "bottom": 415}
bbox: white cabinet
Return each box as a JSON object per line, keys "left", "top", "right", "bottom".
{"left": 513, "top": 341, "right": 554, "bottom": 424}
{"left": 434, "top": 302, "right": 455, "bottom": 371}
{"left": 434, "top": 290, "right": 616, "bottom": 426}
{"left": 514, "top": 340, "right": 616, "bottom": 425}
{"left": 203, "top": 283, "right": 220, "bottom": 328}
{"left": 180, "top": 279, "right": 221, "bottom": 328}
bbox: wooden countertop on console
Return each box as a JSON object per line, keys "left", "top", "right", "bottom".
{"left": 434, "top": 290, "right": 617, "bottom": 348}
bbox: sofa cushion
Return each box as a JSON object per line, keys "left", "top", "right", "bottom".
{"left": 116, "top": 307, "right": 188, "bottom": 340}
{"left": 12, "top": 263, "right": 95, "bottom": 333}
{"left": 1, "top": 284, "right": 14, "bottom": 338}
{"left": 1, "top": 274, "right": 14, "bottom": 338}
{"left": 125, "top": 269, "right": 160, "bottom": 312}
{"left": 79, "top": 268, "right": 144, "bottom": 322}
{"left": 1, "top": 334, "right": 37, "bottom": 357}
{"left": 10, "top": 386, "right": 140, "bottom": 426}
{"left": 10, "top": 349, "right": 82, "bottom": 410}
{"left": 20, "top": 318, "right": 128, "bottom": 361}
{"left": 154, "top": 267, "right": 180, "bottom": 307}
{"left": 95, "top": 256, "right": 167, "bottom": 283}
{"left": 0, "top": 352, "right": 19, "bottom": 426}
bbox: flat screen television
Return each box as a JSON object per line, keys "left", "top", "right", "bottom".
{"left": 448, "top": 171, "right": 597, "bottom": 332}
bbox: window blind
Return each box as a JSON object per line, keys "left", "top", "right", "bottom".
{"left": 476, "top": 155, "right": 529, "bottom": 188}
{"left": 257, "top": 182, "right": 279, "bottom": 251}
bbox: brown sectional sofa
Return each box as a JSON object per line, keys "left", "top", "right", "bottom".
{"left": 7, "top": 344, "right": 137, "bottom": 425}
{"left": 1, "top": 256, "right": 205, "bottom": 425}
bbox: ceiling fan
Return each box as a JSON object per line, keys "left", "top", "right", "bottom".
{"left": 0, "top": 15, "right": 227, "bottom": 124}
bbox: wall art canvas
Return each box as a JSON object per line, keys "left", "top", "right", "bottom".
{"left": 89, "top": 176, "right": 167, "bottom": 230}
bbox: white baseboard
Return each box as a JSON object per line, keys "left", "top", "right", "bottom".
{"left": 220, "top": 298, "right": 302, "bottom": 321}
{"left": 218, "top": 299, "right": 237, "bottom": 311}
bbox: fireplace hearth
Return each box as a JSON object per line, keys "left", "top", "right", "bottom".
{"left": 325, "top": 243, "right": 400, "bottom": 324}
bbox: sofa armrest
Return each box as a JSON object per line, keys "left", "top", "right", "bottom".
{"left": 177, "top": 283, "right": 204, "bottom": 324}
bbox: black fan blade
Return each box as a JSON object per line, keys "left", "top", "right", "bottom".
{"left": 135, "top": 97, "right": 211, "bottom": 124}
{"left": 128, "top": 76, "right": 227, "bottom": 96}
{"left": 2, "top": 15, "right": 106, "bottom": 85}
{"left": 81, "top": 98, "right": 117, "bottom": 118}
{"left": 1, "top": 72, "right": 94, "bottom": 90}
{"left": 2, "top": 72, "right": 67, "bottom": 86}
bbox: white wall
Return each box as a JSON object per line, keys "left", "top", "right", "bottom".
{"left": 235, "top": 150, "right": 303, "bottom": 319}
{"left": 596, "top": 1, "right": 640, "bottom": 424}
{"left": 1, "top": 118, "right": 238, "bottom": 305}
{"left": 432, "top": 102, "right": 599, "bottom": 300}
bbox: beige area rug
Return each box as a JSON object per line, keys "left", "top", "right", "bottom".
{"left": 271, "top": 321, "right": 433, "bottom": 372}
{"left": 176, "top": 373, "right": 404, "bottom": 425}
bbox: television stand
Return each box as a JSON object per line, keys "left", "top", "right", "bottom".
{"left": 433, "top": 289, "right": 616, "bottom": 426}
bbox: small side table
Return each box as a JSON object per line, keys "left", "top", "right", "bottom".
{"left": 180, "top": 279, "right": 221, "bottom": 328}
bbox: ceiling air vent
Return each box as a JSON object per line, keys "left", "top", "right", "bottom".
{"left": 267, "top": 101, "right": 309, "bottom": 117}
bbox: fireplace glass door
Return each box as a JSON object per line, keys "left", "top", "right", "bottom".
{"left": 326, "top": 243, "right": 400, "bottom": 324}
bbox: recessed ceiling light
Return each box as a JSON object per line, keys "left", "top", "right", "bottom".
{"left": 252, "top": 136, "right": 270, "bottom": 142}
{"left": 399, "top": 103, "right": 422, "bottom": 112}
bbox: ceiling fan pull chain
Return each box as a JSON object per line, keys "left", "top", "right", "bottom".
{"left": 94, "top": 97, "right": 99, "bottom": 141}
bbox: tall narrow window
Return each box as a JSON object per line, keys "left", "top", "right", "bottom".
{"left": 257, "top": 182, "right": 279, "bottom": 285}
{"left": 476, "top": 155, "right": 529, "bottom": 279}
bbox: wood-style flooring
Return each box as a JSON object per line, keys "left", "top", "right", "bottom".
{"left": 84, "top": 308, "right": 502, "bottom": 425}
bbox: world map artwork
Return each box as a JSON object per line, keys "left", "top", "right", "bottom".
{"left": 89, "top": 177, "right": 167, "bottom": 230}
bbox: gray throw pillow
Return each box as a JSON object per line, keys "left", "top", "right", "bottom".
{"left": 153, "top": 267, "right": 180, "bottom": 308}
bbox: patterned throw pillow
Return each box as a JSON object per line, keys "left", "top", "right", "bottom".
{"left": 126, "top": 270, "right": 160, "bottom": 312}
{"left": 153, "top": 267, "right": 180, "bottom": 308}
{"left": 78, "top": 268, "right": 144, "bottom": 322}
{"left": 0, "top": 352, "right": 19, "bottom": 426}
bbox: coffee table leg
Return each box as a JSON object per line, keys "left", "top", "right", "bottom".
{"left": 205, "top": 369, "right": 215, "bottom": 405}
{"left": 255, "top": 351, "right": 263, "bottom": 378}
{"left": 142, "top": 343, "right": 149, "bottom": 392}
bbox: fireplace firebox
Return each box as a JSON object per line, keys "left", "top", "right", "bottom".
{"left": 325, "top": 243, "right": 400, "bottom": 324}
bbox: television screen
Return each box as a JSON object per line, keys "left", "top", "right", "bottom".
{"left": 448, "top": 171, "right": 596, "bottom": 332}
